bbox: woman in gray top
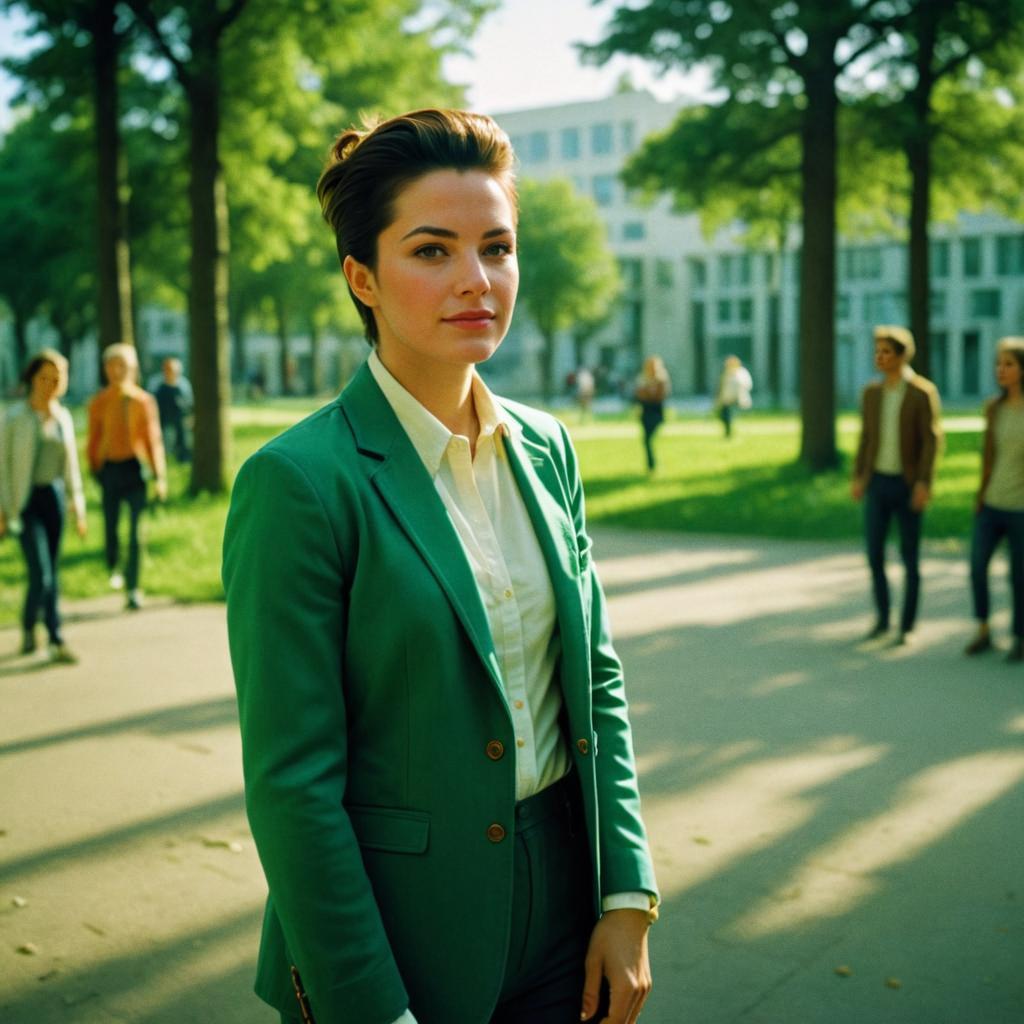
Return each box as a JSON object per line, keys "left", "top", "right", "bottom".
{"left": 0, "top": 349, "right": 87, "bottom": 662}
{"left": 966, "top": 336, "right": 1024, "bottom": 661}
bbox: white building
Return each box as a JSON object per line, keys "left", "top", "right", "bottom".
{"left": 492, "top": 90, "right": 1024, "bottom": 406}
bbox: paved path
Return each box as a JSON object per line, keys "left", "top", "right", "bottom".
{"left": 1, "top": 529, "right": 1022, "bottom": 1024}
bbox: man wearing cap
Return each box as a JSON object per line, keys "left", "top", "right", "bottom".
{"left": 851, "top": 326, "right": 943, "bottom": 645}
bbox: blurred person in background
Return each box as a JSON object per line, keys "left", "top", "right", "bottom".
{"left": 965, "top": 337, "right": 1024, "bottom": 661}
{"left": 634, "top": 355, "right": 670, "bottom": 474}
{"left": 151, "top": 356, "right": 193, "bottom": 463}
{"left": 87, "top": 343, "right": 167, "bottom": 611}
{"left": 713, "top": 355, "right": 752, "bottom": 439}
{"left": 0, "top": 349, "right": 87, "bottom": 662}
{"left": 851, "top": 325, "right": 942, "bottom": 646}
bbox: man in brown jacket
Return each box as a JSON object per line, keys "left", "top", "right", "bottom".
{"left": 851, "top": 326, "right": 943, "bottom": 644}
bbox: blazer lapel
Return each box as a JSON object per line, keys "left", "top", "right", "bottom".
{"left": 339, "top": 365, "right": 504, "bottom": 692}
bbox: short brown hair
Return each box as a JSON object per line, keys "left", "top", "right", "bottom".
{"left": 22, "top": 348, "right": 68, "bottom": 393}
{"left": 316, "top": 108, "right": 517, "bottom": 344}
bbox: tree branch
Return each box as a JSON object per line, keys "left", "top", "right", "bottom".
{"left": 216, "top": 0, "right": 251, "bottom": 36}
{"left": 123, "top": 0, "right": 189, "bottom": 83}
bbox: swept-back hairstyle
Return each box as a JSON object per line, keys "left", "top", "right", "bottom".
{"left": 874, "top": 324, "right": 916, "bottom": 362}
{"left": 22, "top": 348, "right": 69, "bottom": 395}
{"left": 316, "top": 108, "right": 517, "bottom": 344}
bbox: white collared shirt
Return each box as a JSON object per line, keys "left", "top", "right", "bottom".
{"left": 368, "top": 353, "right": 649, "bottom": 1024}
{"left": 876, "top": 373, "right": 908, "bottom": 475}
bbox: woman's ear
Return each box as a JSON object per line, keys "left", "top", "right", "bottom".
{"left": 343, "top": 256, "right": 379, "bottom": 308}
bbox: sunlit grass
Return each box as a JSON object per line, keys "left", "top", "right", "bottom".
{"left": 0, "top": 401, "right": 985, "bottom": 624}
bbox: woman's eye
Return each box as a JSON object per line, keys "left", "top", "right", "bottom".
{"left": 414, "top": 244, "right": 446, "bottom": 259}
{"left": 484, "top": 241, "right": 514, "bottom": 257}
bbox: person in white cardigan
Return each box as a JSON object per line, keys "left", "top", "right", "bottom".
{"left": 0, "top": 349, "right": 87, "bottom": 662}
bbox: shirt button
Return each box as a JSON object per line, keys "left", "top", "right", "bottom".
{"left": 485, "top": 740, "right": 505, "bottom": 761}
{"left": 516, "top": 738, "right": 525, "bottom": 748}
{"left": 504, "top": 588, "right": 513, "bottom": 599}
{"left": 577, "top": 738, "right": 590, "bottom": 755}
{"left": 514, "top": 700, "right": 524, "bottom": 710}
{"left": 487, "top": 823, "right": 506, "bottom": 843}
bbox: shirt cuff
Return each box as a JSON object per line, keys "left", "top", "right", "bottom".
{"left": 391, "top": 1011, "right": 418, "bottom": 1024}
{"left": 601, "top": 891, "right": 654, "bottom": 914}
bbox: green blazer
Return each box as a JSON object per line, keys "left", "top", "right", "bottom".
{"left": 222, "top": 363, "right": 657, "bottom": 1024}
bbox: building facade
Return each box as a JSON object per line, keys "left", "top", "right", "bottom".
{"left": 492, "top": 90, "right": 1024, "bottom": 407}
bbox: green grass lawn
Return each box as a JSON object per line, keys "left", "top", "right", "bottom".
{"left": 0, "top": 401, "right": 984, "bottom": 625}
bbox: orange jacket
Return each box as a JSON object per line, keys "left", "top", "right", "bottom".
{"left": 87, "top": 384, "right": 167, "bottom": 482}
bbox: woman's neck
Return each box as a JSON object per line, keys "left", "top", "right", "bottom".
{"left": 378, "top": 349, "right": 479, "bottom": 442}
{"left": 29, "top": 395, "right": 54, "bottom": 415}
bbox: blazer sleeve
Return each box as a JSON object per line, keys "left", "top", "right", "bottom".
{"left": 913, "top": 381, "right": 942, "bottom": 485}
{"left": 556, "top": 422, "right": 659, "bottom": 900}
{"left": 0, "top": 407, "right": 13, "bottom": 524}
{"left": 853, "top": 387, "right": 870, "bottom": 481}
{"left": 222, "top": 448, "right": 409, "bottom": 1024}
{"left": 87, "top": 393, "right": 103, "bottom": 474}
{"left": 60, "top": 407, "right": 86, "bottom": 525}
{"left": 140, "top": 392, "right": 167, "bottom": 483}
{"left": 978, "top": 399, "right": 998, "bottom": 502}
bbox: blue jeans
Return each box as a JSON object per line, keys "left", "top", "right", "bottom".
{"left": 100, "top": 458, "right": 147, "bottom": 590}
{"left": 19, "top": 482, "right": 66, "bottom": 644}
{"left": 864, "top": 472, "right": 922, "bottom": 632}
{"left": 970, "top": 504, "right": 1024, "bottom": 638}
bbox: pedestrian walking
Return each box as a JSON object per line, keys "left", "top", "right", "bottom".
{"left": 714, "top": 355, "right": 752, "bottom": 438}
{"left": 575, "top": 365, "right": 595, "bottom": 422}
{"left": 151, "top": 356, "right": 193, "bottom": 462}
{"left": 223, "top": 108, "right": 658, "bottom": 1024}
{"left": 87, "top": 343, "right": 167, "bottom": 611}
{"left": 965, "top": 336, "right": 1024, "bottom": 661}
{"left": 634, "top": 355, "right": 670, "bottom": 473}
{"left": 0, "top": 349, "right": 87, "bottom": 662}
{"left": 851, "top": 325, "right": 942, "bottom": 645}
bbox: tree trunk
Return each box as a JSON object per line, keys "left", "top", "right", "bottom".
{"left": 275, "top": 295, "right": 291, "bottom": 395}
{"left": 186, "top": 46, "right": 231, "bottom": 494}
{"left": 12, "top": 308, "right": 29, "bottom": 372}
{"left": 92, "top": 0, "right": 134, "bottom": 373}
{"left": 797, "top": 59, "right": 839, "bottom": 471}
{"left": 229, "top": 294, "right": 247, "bottom": 389}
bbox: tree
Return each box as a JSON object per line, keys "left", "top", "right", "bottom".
{"left": 585, "top": 1, "right": 903, "bottom": 471}
{"left": 516, "top": 178, "right": 621, "bottom": 401}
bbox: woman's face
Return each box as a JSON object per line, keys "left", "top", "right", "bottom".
{"left": 996, "top": 351, "right": 1022, "bottom": 391}
{"left": 30, "top": 361, "right": 61, "bottom": 403}
{"left": 104, "top": 355, "right": 133, "bottom": 386}
{"left": 344, "top": 168, "right": 518, "bottom": 377}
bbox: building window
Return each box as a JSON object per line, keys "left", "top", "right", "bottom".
{"left": 560, "top": 127, "right": 581, "bottom": 160}
{"left": 863, "top": 290, "right": 906, "bottom": 324}
{"left": 930, "top": 332, "right": 949, "bottom": 394}
{"left": 763, "top": 252, "right": 776, "bottom": 284}
{"left": 656, "top": 260, "right": 674, "bottom": 287}
{"left": 591, "top": 122, "right": 614, "bottom": 155}
{"left": 619, "top": 258, "right": 643, "bottom": 288}
{"left": 737, "top": 253, "right": 752, "bottom": 286}
{"left": 592, "top": 174, "right": 616, "bottom": 207}
{"left": 718, "top": 254, "right": 734, "bottom": 288}
{"left": 738, "top": 297, "right": 753, "bottom": 323}
{"left": 688, "top": 258, "right": 706, "bottom": 289}
{"left": 930, "top": 240, "right": 950, "bottom": 278}
{"left": 837, "top": 292, "right": 850, "bottom": 320}
{"left": 963, "top": 330, "right": 981, "bottom": 394}
{"left": 841, "top": 246, "right": 884, "bottom": 280}
{"left": 621, "top": 120, "right": 636, "bottom": 152}
{"left": 970, "top": 288, "right": 1001, "bottom": 318}
{"left": 929, "top": 290, "right": 947, "bottom": 319}
{"left": 717, "top": 299, "right": 732, "bottom": 323}
{"left": 962, "top": 237, "right": 982, "bottom": 277}
{"left": 623, "top": 221, "right": 646, "bottom": 241}
{"left": 996, "top": 234, "right": 1024, "bottom": 275}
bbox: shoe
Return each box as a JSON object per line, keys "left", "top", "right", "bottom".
{"left": 863, "top": 622, "right": 889, "bottom": 641}
{"left": 896, "top": 631, "right": 914, "bottom": 647}
{"left": 964, "top": 632, "right": 992, "bottom": 656}
{"left": 126, "top": 589, "right": 143, "bottom": 611}
{"left": 20, "top": 632, "right": 36, "bottom": 655}
{"left": 1007, "top": 640, "right": 1023, "bottom": 663}
{"left": 109, "top": 571, "right": 125, "bottom": 591}
{"left": 49, "top": 643, "right": 78, "bottom": 665}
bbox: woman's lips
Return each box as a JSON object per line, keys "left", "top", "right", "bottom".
{"left": 444, "top": 311, "right": 496, "bottom": 329}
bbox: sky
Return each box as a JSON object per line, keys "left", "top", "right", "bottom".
{"left": 0, "top": 1, "right": 710, "bottom": 129}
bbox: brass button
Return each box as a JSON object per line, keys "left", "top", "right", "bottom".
{"left": 487, "top": 823, "right": 506, "bottom": 843}
{"left": 485, "top": 740, "right": 505, "bottom": 761}
{"left": 577, "top": 738, "right": 590, "bottom": 755}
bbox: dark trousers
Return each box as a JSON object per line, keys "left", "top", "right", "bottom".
{"left": 19, "top": 482, "right": 65, "bottom": 644}
{"left": 163, "top": 411, "right": 190, "bottom": 461}
{"left": 970, "top": 504, "right": 1024, "bottom": 638}
{"left": 865, "top": 472, "right": 922, "bottom": 632}
{"left": 100, "top": 458, "right": 147, "bottom": 590}
{"left": 281, "top": 774, "right": 602, "bottom": 1024}
{"left": 719, "top": 402, "right": 735, "bottom": 437}
{"left": 640, "top": 405, "right": 664, "bottom": 471}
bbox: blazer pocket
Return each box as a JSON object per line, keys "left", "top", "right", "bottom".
{"left": 347, "top": 805, "right": 430, "bottom": 854}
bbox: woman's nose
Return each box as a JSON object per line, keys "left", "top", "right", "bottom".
{"left": 456, "top": 254, "right": 490, "bottom": 295}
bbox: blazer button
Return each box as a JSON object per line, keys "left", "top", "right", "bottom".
{"left": 577, "top": 738, "right": 590, "bottom": 755}
{"left": 486, "top": 740, "right": 505, "bottom": 761}
{"left": 487, "top": 823, "right": 507, "bottom": 843}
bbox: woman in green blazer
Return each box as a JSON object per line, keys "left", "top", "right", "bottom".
{"left": 223, "top": 109, "right": 658, "bottom": 1024}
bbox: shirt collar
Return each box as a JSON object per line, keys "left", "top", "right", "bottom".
{"left": 368, "top": 350, "right": 517, "bottom": 478}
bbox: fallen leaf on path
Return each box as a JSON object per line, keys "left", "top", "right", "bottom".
{"left": 885, "top": 977, "right": 902, "bottom": 990}
{"left": 12, "top": 896, "right": 27, "bottom": 908}
{"left": 37, "top": 969, "right": 59, "bottom": 982}
{"left": 834, "top": 965, "right": 852, "bottom": 977}
{"left": 692, "top": 836, "right": 711, "bottom": 846}
{"left": 83, "top": 922, "right": 106, "bottom": 937}
{"left": 201, "top": 836, "right": 244, "bottom": 853}
{"left": 16, "top": 942, "right": 39, "bottom": 955}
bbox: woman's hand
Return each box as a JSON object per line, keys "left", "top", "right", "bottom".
{"left": 76, "top": 516, "right": 88, "bottom": 539}
{"left": 581, "top": 908, "right": 652, "bottom": 1024}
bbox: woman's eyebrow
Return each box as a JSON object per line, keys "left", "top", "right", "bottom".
{"left": 400, "top": 225, "right": 514, "bottom": 241}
